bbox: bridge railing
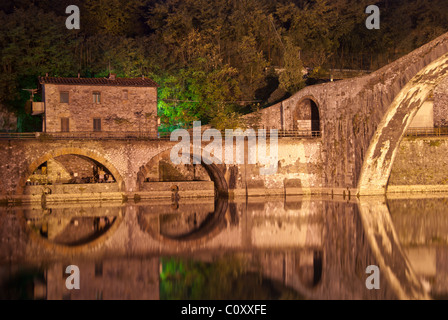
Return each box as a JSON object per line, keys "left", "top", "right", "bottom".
{"left": 0, "top": 132, "right": 37, "bottom": 140}
{"left": 159, "top": 129, "right": 321, "bottom": 139}
{"left": 0, "top": 131, "right": 161, "bottom": 140}
{"left": 405, "top": 127, "right": 448, "bottom": 137}
{"left": 0, "top": 130, "right": 322, "bottom": 140}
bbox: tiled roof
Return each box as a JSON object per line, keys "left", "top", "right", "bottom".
{"left": 38, "top": 76, "right": 159, "bottom": 87}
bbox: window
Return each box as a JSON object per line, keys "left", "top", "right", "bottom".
{"left": 61, "top": 118, "right": 69, "bottom": 132}
{"left": 93, "top": 118, "right": 101, "bottom": 132}
{"left": 60, "top": 91, "right": 69, "bottom": 103}
{"left": 123, "top": 90, "right": 128, "bottom": 100}
{"left": 93, "top": 92, "right": 101, "bottom": 103}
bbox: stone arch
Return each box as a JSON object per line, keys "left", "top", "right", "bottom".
{"left": 17, "top": 147, "right": 125, "bottom": 195}
{"left": 358, "top": 52, "right": 448, "bottom": 195}
{"left": 136, "top": 148, "right": 229, "bottom": 196}
{"left": 293, "top": 96, "right": 321, "bottom": 136}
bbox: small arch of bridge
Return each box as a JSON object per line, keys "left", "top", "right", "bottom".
{"left": 17, "top": 147, "right": 125, "bottom": 195}
{"left": 136, "top": 148, "right": 229, "bottom": 196}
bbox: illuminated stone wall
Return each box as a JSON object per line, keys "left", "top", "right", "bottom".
{"left": 42, "top": 83, "right": 158, "bottom": 134}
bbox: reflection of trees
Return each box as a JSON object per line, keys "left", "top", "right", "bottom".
{"left": 0, "top": 268, "right": 45, "bottom": 300}
{"left": 160, "top": 256, "right": 304, "bottom": 300}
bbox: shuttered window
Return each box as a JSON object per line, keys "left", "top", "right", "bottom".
{"left": 61, "top": 118, "right": 69, "bottom": 132}
{"left": 93, "top": 92, "right": 101, "bottom": 103}
{"left": 93, "top": 118, "right": 101, "bottom": 132}
{"left": 60, "top": 92, "right": 69, "bottom": 103}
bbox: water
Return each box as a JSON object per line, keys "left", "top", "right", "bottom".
{"left": 0, "top": 195, "right": 446, "bottom": 300}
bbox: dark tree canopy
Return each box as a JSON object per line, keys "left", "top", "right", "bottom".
{"left": 1, "top": 0, "right": 447, "bottom": 131}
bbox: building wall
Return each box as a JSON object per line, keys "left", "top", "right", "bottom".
{"left": 43, "top": 84, "right": 158, "bottom": 134}
{"left": 409, "top": 100, "right": 434, "bottom": 128}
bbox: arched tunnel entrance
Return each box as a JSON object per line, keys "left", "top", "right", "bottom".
{"left": 137, "top": 149, "right": 229, "bottom": 197}
{"left": 293, "top": 97, "right": 321, "bottom": 137}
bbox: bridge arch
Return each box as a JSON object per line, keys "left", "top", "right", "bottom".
{"left": 17, "top": 147, "right": 125, "bottom": 195}
{"left": 293, "top": 95, "right": 321, "bottom": 136}
{"left": 358, "top": 52, "right": 448, "bottom": 195}
{"left": 136, "top": 148, "right": 229, "bottom": 196}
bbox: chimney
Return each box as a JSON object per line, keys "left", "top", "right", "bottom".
{"left": 109, "top": 73, "right": 116, "bottom": 80}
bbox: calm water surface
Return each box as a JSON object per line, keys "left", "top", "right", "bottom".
{"left": 0, "top": 195, "right": 446, "bottom": 300}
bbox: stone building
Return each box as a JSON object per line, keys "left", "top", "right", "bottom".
{"left": 36, "top": 74, "right": 159, "bottom": 134}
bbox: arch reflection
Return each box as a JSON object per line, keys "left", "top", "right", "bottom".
{"left": 138, "top": 197, "right": 229, "bottom": 244}
{"left": 24, "top": 203, "right": 122, "bottom": 247}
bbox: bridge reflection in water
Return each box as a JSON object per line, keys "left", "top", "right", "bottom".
{"left": 0, "top": 195, "right": 447, "bottom": 300}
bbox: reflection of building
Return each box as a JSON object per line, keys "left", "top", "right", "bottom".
{"left": 36, "top": 74, "right": 159, "bottom": 134}
{"left": 42, "top": 259, "right": 160, "bottom": 300}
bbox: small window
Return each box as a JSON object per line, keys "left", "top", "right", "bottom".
{"left": 61, "top": 118, "right": 69, "bottom": 132}
{"left": 60, "top": 91, "right": 69, "bottom": 103}
{"left": 93, "top": 92, "right": 101, "bottom": 103}
{"left": 123, "top": 90, "right": 128, "bottom": 100}
{"left": 93, "top": 118, "right": 101, "bottom": 132}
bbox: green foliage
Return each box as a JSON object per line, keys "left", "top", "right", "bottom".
{"left": 279, "top": 38, "right": 306, "bottom": 93}
{"left": 1, "top": 0, "right": 447, "bottom": 132}
{"left": 209, "top": 104, "right": 247, "bottom": 131}
{"left": 160, "top": 256, "right": 305, "bottom": 300}
{"left": 429, "top": 140, "right": 442, "bottom": 147}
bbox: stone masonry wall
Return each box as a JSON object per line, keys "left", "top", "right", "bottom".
{"left": 0, "top": 138, "right": 324, "bottom": 198}
{"left": 43, "top": 83, "right": 158, "bottom": 134}
{"left": 389, "top": 137, "right": 448, "bottom": 185}
{"left": 247, "top": 32, "right": 448, "bottom": 190}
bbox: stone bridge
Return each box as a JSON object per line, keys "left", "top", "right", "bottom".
{"left": 1, "top": 32, "right": 448, "bottom": 199}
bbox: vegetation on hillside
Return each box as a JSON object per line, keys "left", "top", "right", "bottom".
{"left": 0, "top": 0, "right": 447, "bottom": 131}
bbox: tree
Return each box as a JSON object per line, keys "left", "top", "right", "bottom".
{"left": 279, "top": 38, "right": 306, "bottom": 93}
